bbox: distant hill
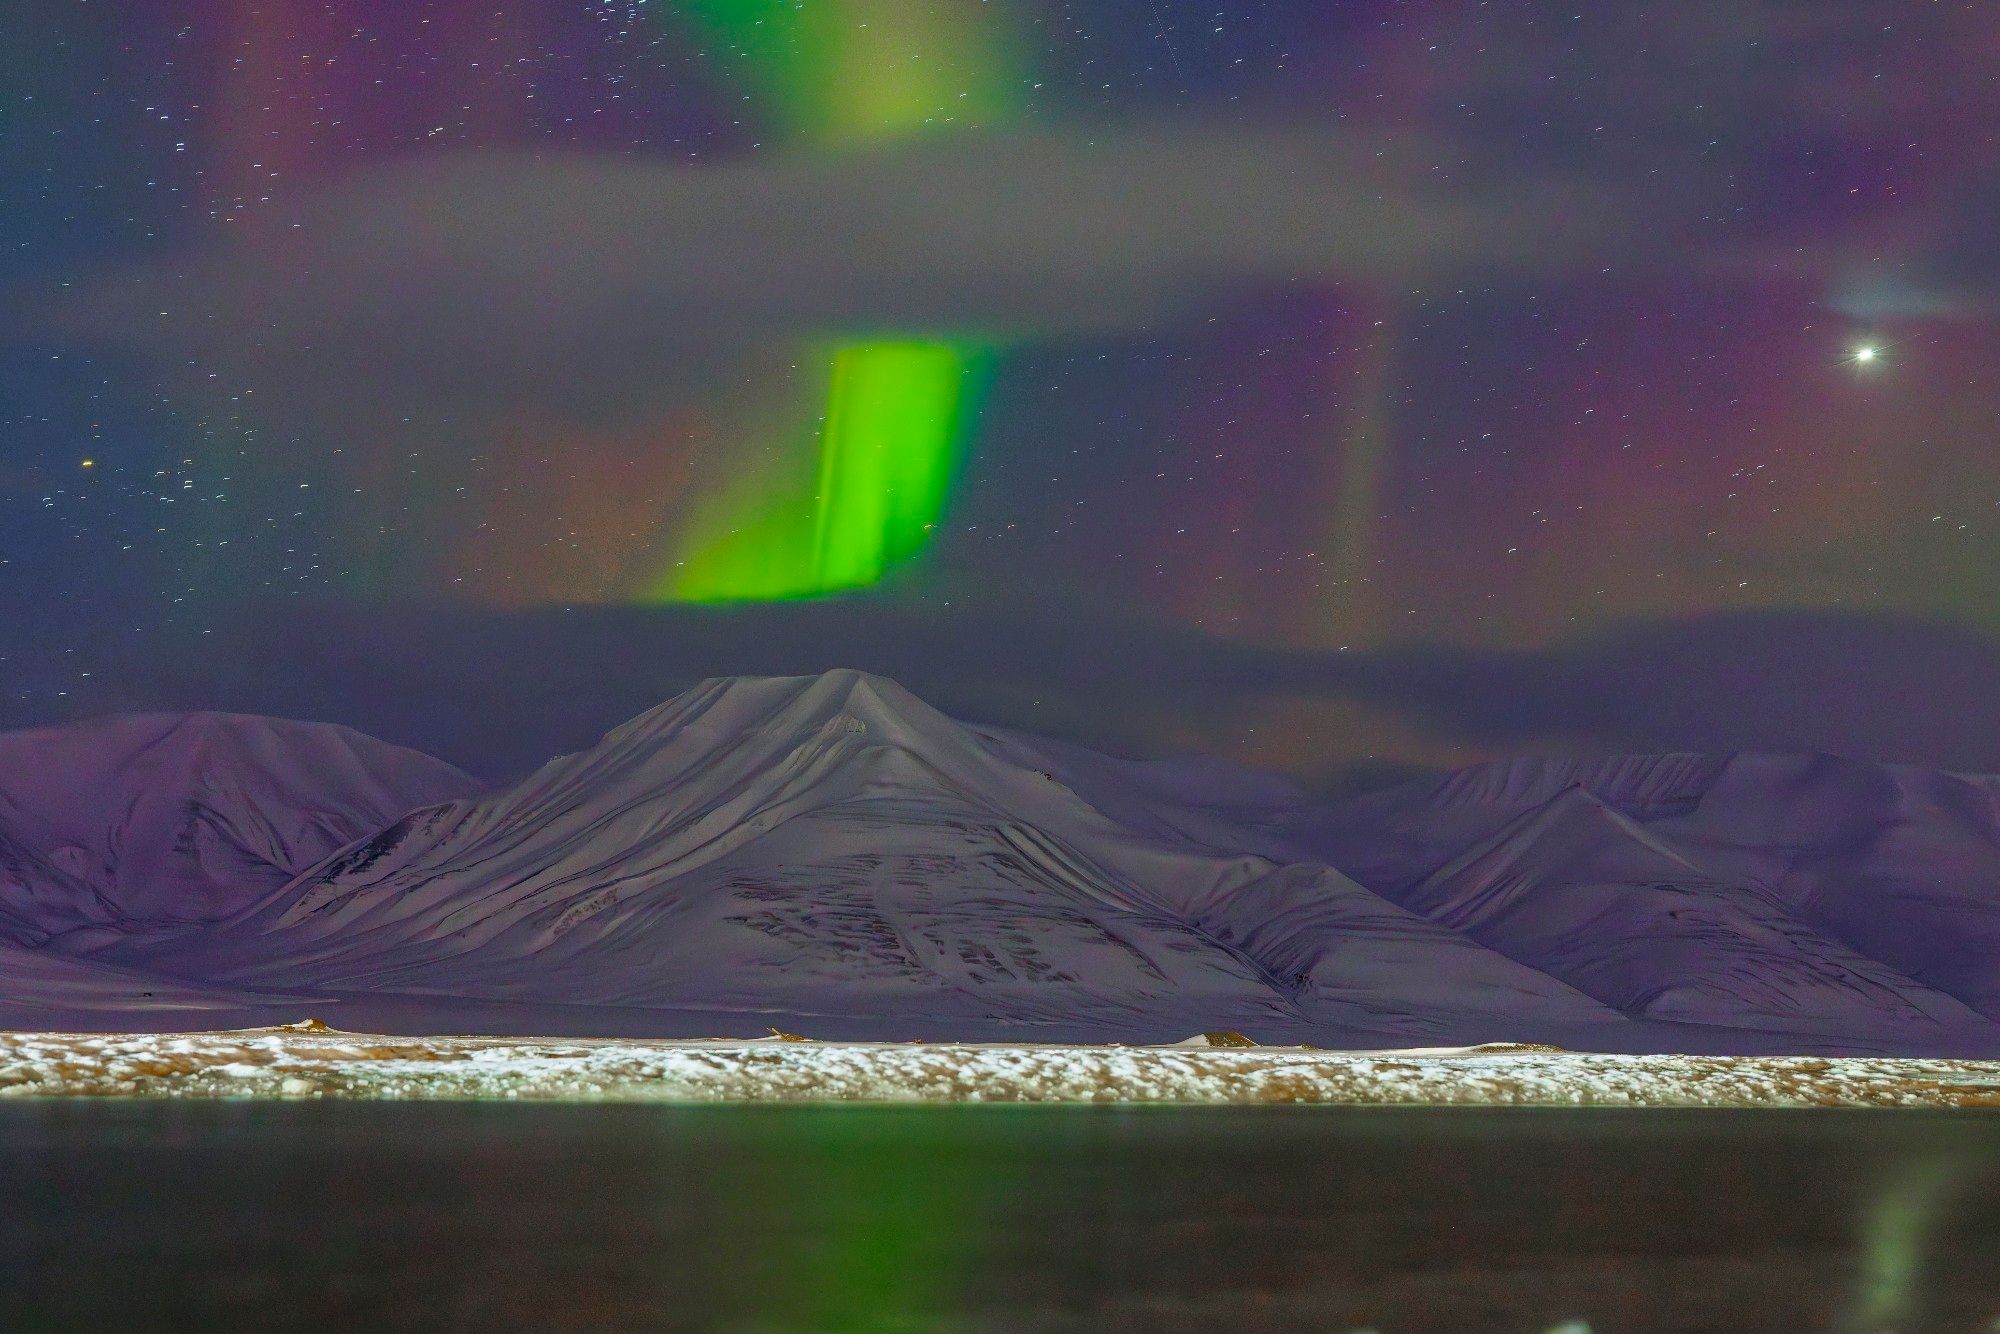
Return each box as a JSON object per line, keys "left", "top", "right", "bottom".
{"left": 0, "top": 712, "right": 480, "bottom": 931}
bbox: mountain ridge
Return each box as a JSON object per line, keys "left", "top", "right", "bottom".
{"left": 0, "top": 710, "right": 482, "bottom": 927}
{"left": 1, "top": 672, "right": 1996, "bottom": 1053}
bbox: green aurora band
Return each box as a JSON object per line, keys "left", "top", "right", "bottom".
{"left": 660, "top": 1, "right": 1019, "bottom": 602}
{"left": 663, "top": 343, "right": 989, "bottom": 601}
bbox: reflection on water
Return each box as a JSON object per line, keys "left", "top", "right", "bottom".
{"left": 1, "top": 1105, "right": 1998, "bottom": 1332}
{"left": 1854, "top": 1152, "right": 1967, "bottom": 1334}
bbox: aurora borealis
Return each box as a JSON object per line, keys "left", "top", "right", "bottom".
{"left": 664, "top": 340, "right": 987, "bottom": 600}
{"left": 663, "top": 0, "right": 1015, "bottom": 600}
{"left": 8, "top": 2, "right": 2000, "bottom": 785}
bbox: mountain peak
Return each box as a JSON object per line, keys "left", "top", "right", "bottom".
{"left": 0, "top": 710, "right": 481, "bottom": 922}
{"left": 597, "top": 669, "right": 953, "bottom": 749}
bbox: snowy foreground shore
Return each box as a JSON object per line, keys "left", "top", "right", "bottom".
{"left": 4, "top": 1026, "right": 2000, "bottom": 1106}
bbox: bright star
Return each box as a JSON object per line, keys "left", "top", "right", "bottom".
{"left": 1853, "top": 345, "right": 1879, "bottom": 364}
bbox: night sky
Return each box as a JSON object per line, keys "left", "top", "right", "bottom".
{"left": 6, "top": 1, "right": 2000, "bottom": 787}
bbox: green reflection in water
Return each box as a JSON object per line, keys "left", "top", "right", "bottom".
{"left": 684, "top": 1109, "right": 1012, "bottom": 1331}
{"left": 1849, "top": 1152, "right": 1964, "bottom": 1333}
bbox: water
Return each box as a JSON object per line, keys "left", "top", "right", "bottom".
{"left": 2, "top": 1104, "right": 1998, "bottom": 1332}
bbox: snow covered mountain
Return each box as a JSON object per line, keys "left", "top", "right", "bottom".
{"left": 4, "top": 675, "right": 1999, "bottom": 1052}
{"left": 1390, "top": 785, "right": 1983, "bottom": 1035}
{"left": 118, "top": 672, "right": 1613, "bottom": 1044}
{"left": 0, "top": 712, "right": 481, "bottom": 934}
{"left": 1312, "top": 752, "right": 2000, "bottom": 1029}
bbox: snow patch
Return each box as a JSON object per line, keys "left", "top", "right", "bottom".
{"left": 2, "top": 1030, "right": 1998, "bottom": 1107}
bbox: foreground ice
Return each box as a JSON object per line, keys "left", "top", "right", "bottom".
{"left": 3, "top": 1027, "right": 2000, "bottom": 1106}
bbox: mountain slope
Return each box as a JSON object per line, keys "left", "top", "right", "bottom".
{"left": 0, "top": 712, "right": 484, "bottom": 929}
{"left": 0, "top": 941, "right": 276, "bottom": 1014}
{"left": 1391, "top": 785, "right": 1983, "bottom": 1036}
{"left": 1656, "top": 755, "right": 2000, "bottom": 1020}
{"left": 1314, "top": 752, "right": 2000, "bottom": 1025}
{"left": 129, "top": 672, "right": 1617, "bottom": 1042}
